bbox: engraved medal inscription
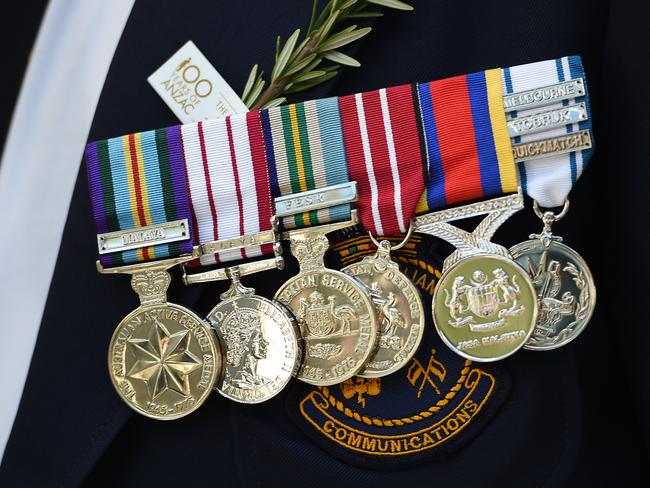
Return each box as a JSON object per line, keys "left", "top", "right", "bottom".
{"left": 108, "top": 303, "right": 220, "bottom": 420}
{"left": 276, "top": 269, "right": 377, "bottom": 386}
{"left": 343, "top": 241, "right": 424, "bottom": 378}
{"left": 210, "top": 296, "right": 300, "bottom": 403}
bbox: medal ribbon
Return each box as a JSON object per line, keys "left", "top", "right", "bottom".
{"left": 87, "top": 56, "right": 591, "bottom": 261}
{"left": 503, "top": 55, "right": 593, "bottom": 207}
{"left": 339, "top": 84, "right": 427, "bottom": 235}
{"left": 86, "top": 127, "right": 194, "bottom": 267}
{"left": 181, "top": 112, "right": 274, "bottom": 266}
{"left": 415, "top": 69, "right": 518, "bottom": 212}
{"left": 262, "top": 97, "right": 351, "bottom": 229}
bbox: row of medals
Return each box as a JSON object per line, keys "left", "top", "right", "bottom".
{"left": 104, "top": 190, "right": 595, "bottom": 420}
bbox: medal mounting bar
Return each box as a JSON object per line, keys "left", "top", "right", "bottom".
{"left": 415, "top": 191, "right": 524, "bottom": 231}
{"left": 415, "top": 191, "right": 524, "bottom": 270}
{"left": 97, "top": 219, "right": 190, "bottom": 255}
{"left": 274, "top": 182, "right": 358, "bottom": 218}
{"left": 183, "top": 217, "right": 284, "bottom": 285}
{"left": 96, "top": 246, "right": 200, "bottom": 275}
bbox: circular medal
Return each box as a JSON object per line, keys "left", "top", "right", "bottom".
{"left": 275, "top": 270, "right": 378, "bottom": 386}
{"left": 432, "top": 254, "right": 537, "bottom": 362}
{"left": 108, "top": 303, "right": 220, "bottom": 420}
{"left": 208, "top": 295, "right": 301, "bottom": 403}
{"left": 342, "top": 241, "right": 424, "bottom": 378}
{"left": 510, "top": 240, "right": 596, "bottom": 350}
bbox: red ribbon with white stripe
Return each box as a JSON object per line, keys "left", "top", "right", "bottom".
{"left": 181, "top": 112, "right": 274, "bottom": 266}
{"left": 339, "top": 84, "right": 426, "bottom": 236}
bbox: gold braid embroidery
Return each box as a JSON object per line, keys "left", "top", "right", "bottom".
{"left": 318, "top": 360, "right": 472, "bottom": 428}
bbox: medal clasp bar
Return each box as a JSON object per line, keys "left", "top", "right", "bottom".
{"left": 415, "top": 191, "right": 524, "bottom": 269}
{"left": 183, "top": 217, "right": 284, "bottom": 285}
{"left": 274, "top": 182, "right": 357, "bottom": 218}
{"left": 97, "top": 219, "right": 190, "bottom": 255}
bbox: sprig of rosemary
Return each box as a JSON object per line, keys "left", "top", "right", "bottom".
{"left": 241, "top": 0, "right": 413, "bottom": 110}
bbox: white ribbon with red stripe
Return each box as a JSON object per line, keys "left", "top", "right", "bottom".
{"left": 181, "top": 113, "right": 273, "bottom": 266}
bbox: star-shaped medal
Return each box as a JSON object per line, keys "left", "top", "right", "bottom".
{"left": 126, "top": 318, "right": 202, "bottom": 400}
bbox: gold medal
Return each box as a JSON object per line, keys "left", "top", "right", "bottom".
{"left": 342, "top": 225, "right": 425, "bottom": 377}
{"left": 275, "top": 211, "right": 379, "bottom": 386}
{"left": 102, "top": 257, "right": 220, "bottom": 420}
{"left": 416, "top": 192, "right": 538, "bottom": 362}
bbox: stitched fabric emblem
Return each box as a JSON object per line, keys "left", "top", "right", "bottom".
{"left": 287, "top": 229, "right": 510, "bottom": 468}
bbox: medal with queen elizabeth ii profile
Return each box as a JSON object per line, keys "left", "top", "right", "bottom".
{"left": 207, "top": 268, "right": 301, "bottom": 404}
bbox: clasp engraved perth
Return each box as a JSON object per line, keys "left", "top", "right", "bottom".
{"left": 274, "top": 182, "right": 358, "bottom": 217}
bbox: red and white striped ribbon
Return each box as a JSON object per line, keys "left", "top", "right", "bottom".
{"left": 339, "top": 85, "right": 425, "bottom": 236}
{"left": 181, "top": 112, "right": 274, "bottom": 266}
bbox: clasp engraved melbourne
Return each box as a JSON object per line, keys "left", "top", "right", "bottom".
{"left": 97, "top": 219, "right": 189, "bottom": 255}
{"left": 503, "top": 78, "right": 585, "bottom": 112}
{"left": 274, "top": 182, "right": 358, "bottom": 217}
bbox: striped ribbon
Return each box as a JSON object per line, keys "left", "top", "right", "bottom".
{"left": 87, "top": 56, "right": 593, "bottom": 265}
{"left": 503, "top": 56, "right": 592, "bottom": 207}
{"left": 86, "top": 127, "right": 194, "bottom": 267}
{"left": 262, "top": 97, "right": 351, "bottom": 229}
{"left": 339, "top": 84, "right": 427, "bottom": 235}
{"left": 181, "top": 112, "right": 274, "bottom": 266}
{"left": 415, "top": 69, "right": 518, "bottom": 213}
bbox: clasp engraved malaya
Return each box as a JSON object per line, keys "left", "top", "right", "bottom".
{"left": 414, "top": 191, "right": 538, "bottom": 362}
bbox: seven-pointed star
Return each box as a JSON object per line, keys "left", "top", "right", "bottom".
{"left": 126, "top": 318, "right": 202, "bottom": 400}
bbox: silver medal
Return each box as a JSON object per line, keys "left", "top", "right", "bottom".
{"left": 510, "top": 200, "right": 596, "bottom": 350}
